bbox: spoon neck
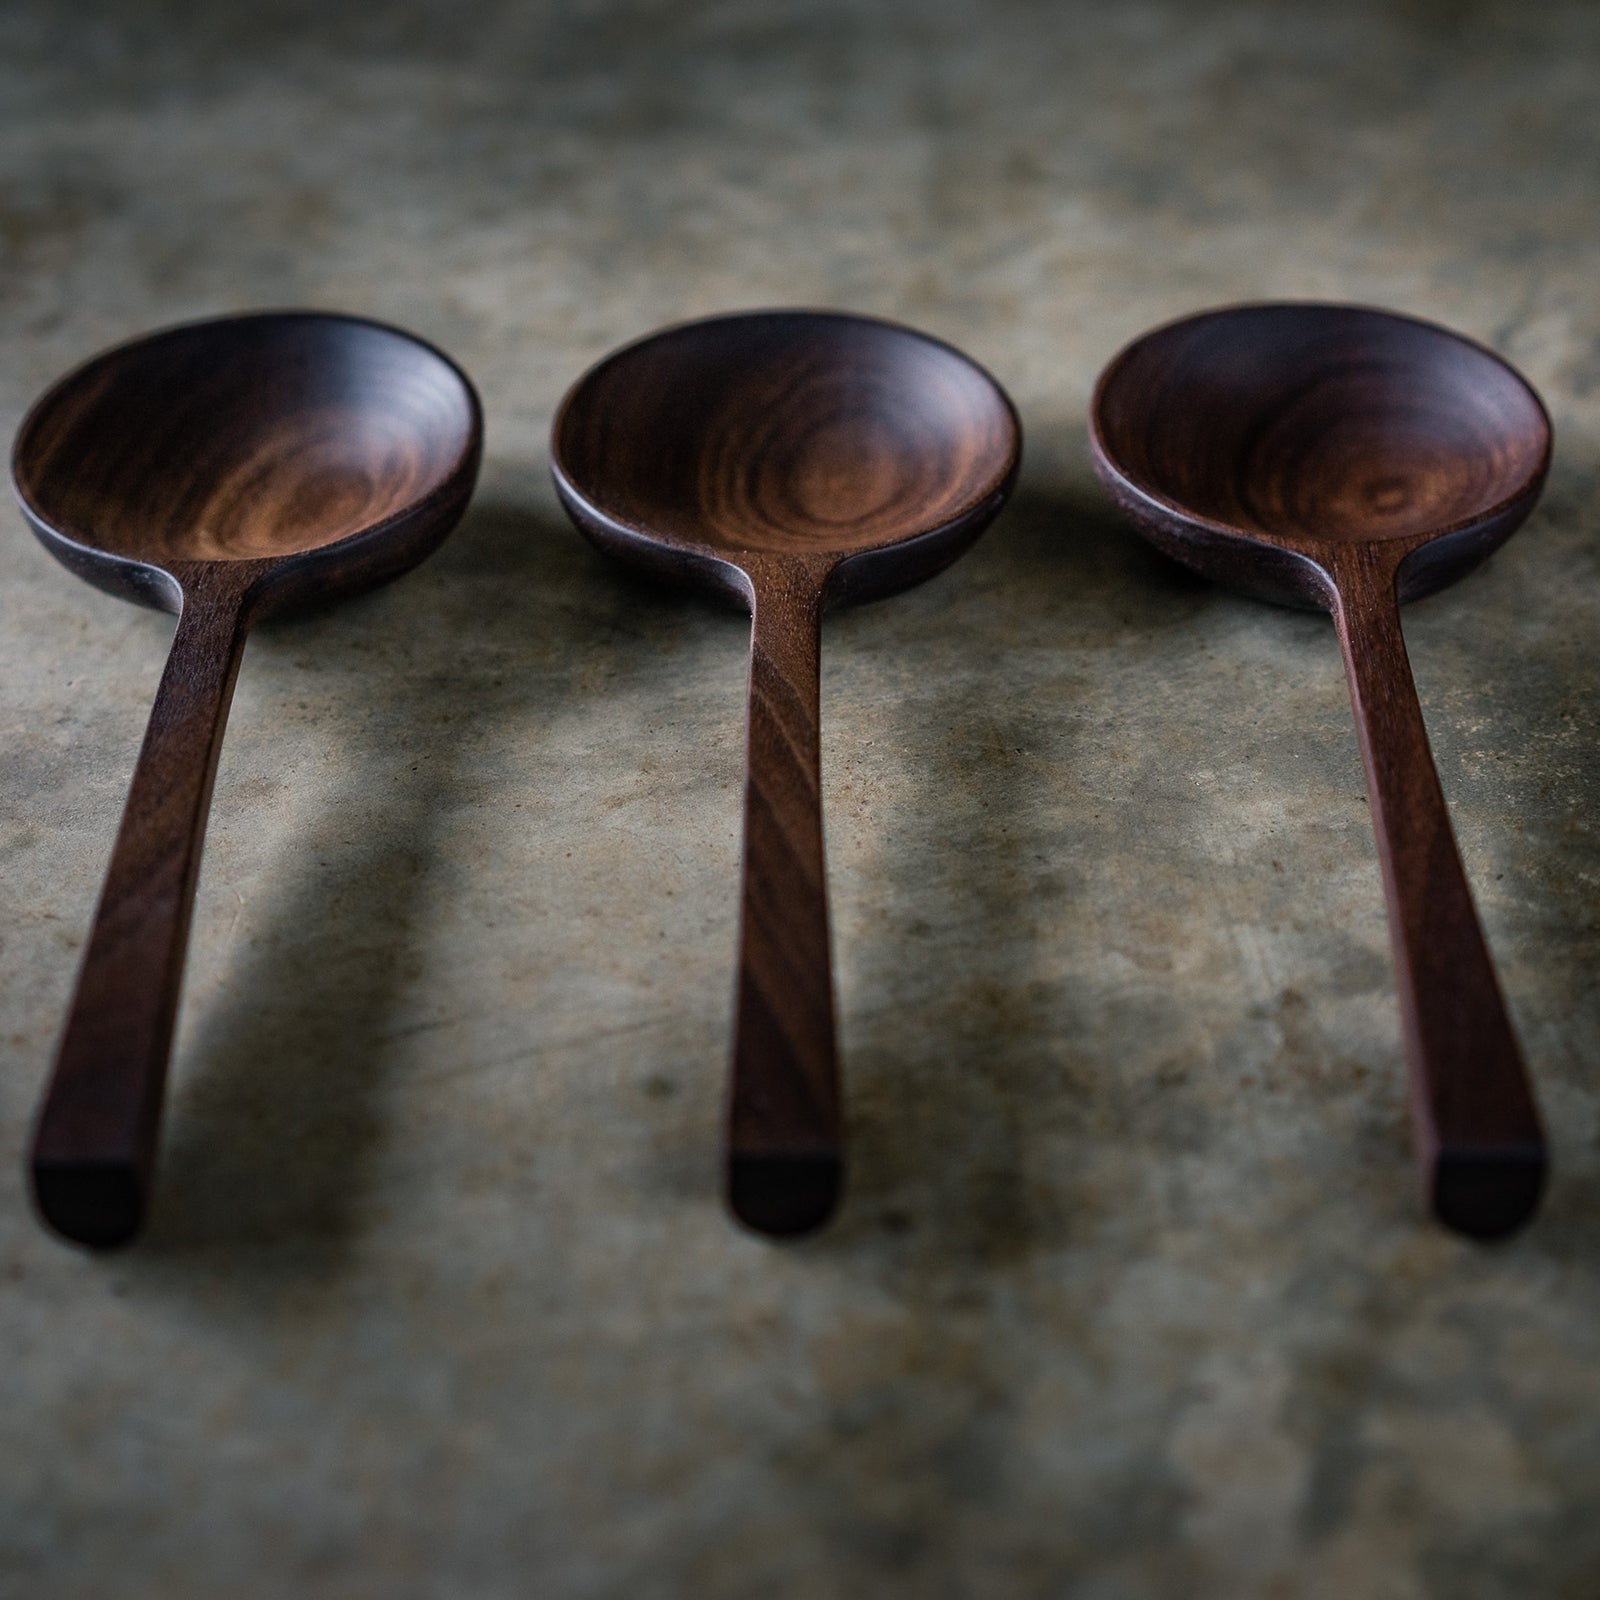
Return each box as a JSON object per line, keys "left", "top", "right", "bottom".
{"left": 742, "top": 549, "right": 835, "bottom": 614}
{"left": 1325, "top": 555, "right": 1439, "bottom": 880}
{"left": 94, "top": 578, "right": 253, "bottom": 950}
{"left": 1316, "top": 536, "right": 1409, "bottom": 595}
{"left": 163, "top": 582, "right": 255, "bottom": 733}
{"left": 744, "top": 559, "right": 828, "bottom": 714}
{"left": 1327, "top": 575, "right": 1439, "bottom": 955}
{"left": 1325, "top": 548, "right": 1406, "bottom": 675}
{"left": 168, "top": 558, "right": 272, "bottom": 619}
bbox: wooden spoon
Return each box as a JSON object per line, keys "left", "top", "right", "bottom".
{"left": 551, "top": 310, "right": 1021, "bottom": 1235}
{"left": 1090, "top": 301, "right": 1551, "bottom": 1238}
{"left": 13, "top": 311, "right": 482, "bottom": 1248}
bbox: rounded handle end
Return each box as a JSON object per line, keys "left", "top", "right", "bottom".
{"left": 32, "top": 1158, "right": 147, "bottom": 1250}
{"left": 727, "top": 1152, "right": 842, "bottom": 1238}
{"left": 1430, "top": 1145, "right": 1547, "bottom": 1240}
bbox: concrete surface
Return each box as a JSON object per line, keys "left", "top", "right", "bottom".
{"left": 1, "top": 2, "right": 1597, "bottom": 1595}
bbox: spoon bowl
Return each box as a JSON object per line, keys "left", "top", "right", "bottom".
{"left": 15, "top": 311, "right": 481, "bottom": 1246}
{"left": 1091, "top": 302, "right": 1550, "bottom": 1237}
{"left": 554, "top": 310, "right": 1020, "bottom": 1234}
{"left": 1091, "top": 302, "right": 1550, "bottom": 608}
{"left": 16, "top": 311, "right": 480, "bottom": 613}
{"left": 553, "top": 310, "right": 1019, "bottom": 606}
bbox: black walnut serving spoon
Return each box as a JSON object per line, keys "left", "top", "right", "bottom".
{"left": 14, "top": 311, "right": 482, "bottom": 1247}
{"left": 552, "top": 310, "right": 1021, "bottom": 1235}
{"left": 1090, "top": 301, "right": 1551, "bottom": 1238}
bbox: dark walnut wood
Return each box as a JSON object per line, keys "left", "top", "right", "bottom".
{"left": 13, "top": 311, "right": 483, "bottom": 1248}
{"left": 1090, "top": 301, "right": 1551, "bottom": 1239}
{"left": 552, "top": 310, "right": 1021, "bottom": 1236}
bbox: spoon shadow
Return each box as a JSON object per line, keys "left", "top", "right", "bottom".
{"left": 1442, "top": 449, "right": 1600, "bottom": 1251}
{"left": 819, "top": 479, "right": 1192, "bottom": 1276}
{"left": 138, "top": 494, "right": 607, "bottom": 1269}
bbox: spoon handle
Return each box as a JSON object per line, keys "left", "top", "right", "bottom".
{"left": 32, "top": 565, "right": 256, "bottom": 1247}
{"left": 1328, "top": 543, "right": 1544, "bottom": 1237}
{"left": 728, "top": 556, "right": 842, "bottom": 1235}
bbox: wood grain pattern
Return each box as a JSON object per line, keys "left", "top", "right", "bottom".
{"left": 1090, "top": 301, "right": 1551, "bottom": 1238}
{"left": 552, "top": 310, "right": 1021, "bottom": 1235}
{"left": 729, "top": 551, "right": 839, "bottom": 1233}
{"left": 13, "top": 312, "right": 483, "bottom": 1247}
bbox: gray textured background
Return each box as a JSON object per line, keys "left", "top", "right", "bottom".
{"left": 2, "top": 2, "right": 1597, "bottom": 1595}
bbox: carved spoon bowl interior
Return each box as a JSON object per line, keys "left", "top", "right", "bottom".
{"left": 14, "top": 311, "right": 482, "bottom": 1247}
{"left": 1091, "top": 302, "right": 1551, "bottom": 1237}
{"left": 553, "top": 309, "right": 1020, "bottom": 1235}
{"left": 16, "top": 312, "right": 481, "bottom": 605}
{"left": 552, "top": 309, "right": 1020, "bottom": 603}
{"left": 1090, "top": 302, "right": 1550, "bottom": 607}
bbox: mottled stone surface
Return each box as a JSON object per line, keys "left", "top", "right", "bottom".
{"left": 2, "top": 2, "right": 1598, "bottom": 1595}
